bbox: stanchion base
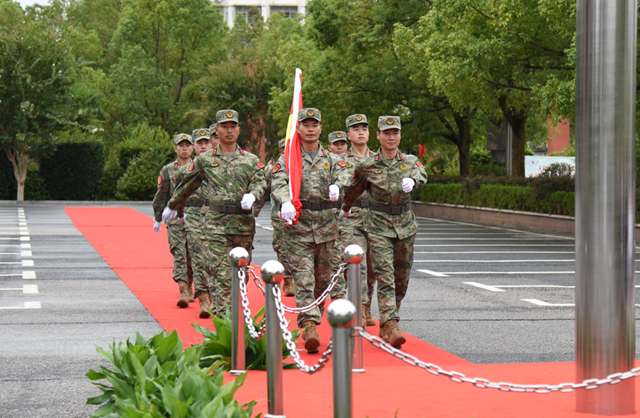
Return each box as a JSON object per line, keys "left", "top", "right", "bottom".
{"left": 352, "top": 368, "right": 366, "bottom": 374}
{"left": 228, "top": 370, "right": 246, "bottom": 376}
{"left": 264, "top": 414, "right": 287, "bottom": 418}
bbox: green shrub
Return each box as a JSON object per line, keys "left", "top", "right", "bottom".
{"left": 24, "top": 166, "right": 49, "bottom": 200}
{"left": 39, "top": 141, "right": 105, "bottom": 200}
{"left": 474, "top": 185, "right": 534, "bottom": 211}
{"left": 95, "top": 164, "right": 124, "bottom": 201}
{"left": 420, "top": 183, "right": 464, "bottom": 205}
{"left": 470, "top": 163, "right": 506, "bottom": 177}
{"left": 0, "top": 152, "right": 16, "bottom": 200}
{"left": 562, "top": 192, "right": 575, "bottom": 217}
{"left": 194, "top": 307, "right": 300, "bottom": 371}
{"left": 427, "top": 175, "right": 463, "bottom": 184}
{"left": 86, "top": 331, "right": 257, "bottom": 418}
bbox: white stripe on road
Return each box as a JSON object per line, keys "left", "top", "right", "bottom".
{"left": 22, "top": 260, "right": 34, "bottom": 267}
{"left": 22, "top": 271, "right": 36, "bottom": 279}
{"left": 0, "top": 301, "right": 41, "bottom": 309}
{"left": 414, "top": 259, "right": 576, "bottom": 263}
{"left": 420, "top": 271, "right": 576, "bottom": 275}
{"left": 414, "top": 244, "right": 574, "bottom": 247}
{"left": 463, "top": 282, "right": 505, "bottom": 292}
{"left": 521, "top": 299, "right": 574, "bottom": 307}
{"left": 464, "top": 282, "right": 574, "bottom": 292}
{"left": 418, "top": 269, "right": 450, "bottom": 277}
{"left": 415, "top": 251, "right": 576, "bottom": 254}
{"left": 20, "top": 236, "right": 29, "bottom": 241}
{"left": 0, "top": 250, "right": 31, "bottom": 256}
{"left": 0, "top": 273, "right": 22, "bottom": 277}
{"left": 0, "top": 285, "right": 38, "bottom": 293}
{"left": 416, "top": 237, "right": 568, "bottom": 241}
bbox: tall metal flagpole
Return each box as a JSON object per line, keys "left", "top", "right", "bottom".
{"left": 575, "top": 0, "right": 637, "bottom": 414}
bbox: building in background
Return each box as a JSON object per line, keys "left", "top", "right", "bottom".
{"left": 214, "top": 0, "right": 306, "bottom": 27}
{"left": 547, "top": 119, "right": 571, "bottom": 154}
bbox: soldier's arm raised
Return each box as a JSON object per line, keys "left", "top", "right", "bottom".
{"left": 168, "top": 159, "right": 204, "bottom": 216}
{"left": 151, "top": 167, "right": 170, "bottom": 222}
{"left": 270, "top": 155, "right": 290, "bottom": 204}
{"left": 342, "top": 162, "right": 368, "bottom": 212}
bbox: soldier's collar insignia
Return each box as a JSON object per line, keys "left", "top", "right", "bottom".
{"left": 188, "top": 162, "right": 195, "bottom": 172}
{"left": 226, "top": 111, "right": 233, "bottom": 118}
{"left": 338, "top": 160, "right": 346, "bottom": 167}
{"left": 348, "top": 150, "right": 352, "bottom": 156}
{"left": 323, "top": 162, "right": 330, "bottom": 169}
{"left": 369, "top": 150, "right": 374, "bottom": 156}
{"left": 213, "top": 147, "right": 218, "bottom": 155}
{"left": 174, "top": 162, "right": 178, "bottom": 169}
{"left": 257, "top": 162, "right": 264, "bottom": 168}
{"left": 307, "top": 110, "right": 314, "bottom": 116}
{"left": 322, "top": 149, "right": 327, "bottom": 156}
{"left": 272, "top": 163, "right": 281, "bottom": 174}
{"left": 416, "top": 161, "right": 424, "bottom": 167}
{"left": 355, "top": 115, "right": 362, "bottom": 121}
{"left": 239, "top": 147, "right": 244, "bottom": 155}
{"left": 400, "top": 163, "right": 408, "bottom": 170}
{"left": 211, "top": 163, "right": 219, "bottom": 167}
{"left": 157, "top": 175, "right": 163, "bottom": 185}
{"left": 386, "top": 118, "right": 394, "bottom": 125}
{"left": 374, "top": 154, "right": 380, "bottom": 161}
{"left": 398, "top": 152, "right": 404, "bottom": 160}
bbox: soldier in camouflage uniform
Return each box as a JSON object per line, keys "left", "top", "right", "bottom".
{"left": 271, "top": 108, "right": 347, "bottom": 354}
{"left": 164, "top": 110, "right": 267, "bottom": 318}
{"left": 209, "top": 123, "right": 219, "bottom": 149}
{"left": 327, "top": 130, "right": 348, "bottom": 155}
{"left": 339, "top": 114, "right": 377, "bottom": 327}
{"left": 253, "top": 138, "right": 296, "bottom": 296}
{"left": 152, "top": 133, "right": 194, "bottom": 308}
{"left": 177, "top": 128, "right": 213, "bottom": 314}
{"left": 340, "top": 116, "right": 428, "bottom": 348}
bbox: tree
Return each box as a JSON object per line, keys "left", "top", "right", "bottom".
{"left": 0, "top": 3, "right": 78, "bottom": 200}
{"left": 406, "top": 0, "right": 575, "bottom": 176}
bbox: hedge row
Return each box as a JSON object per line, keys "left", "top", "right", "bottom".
{"left": 420, "top": 183, "right": 577, "bottom": 216}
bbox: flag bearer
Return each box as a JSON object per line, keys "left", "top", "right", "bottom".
{"left": 340, "top": 116, "right": 427, "bottom": 348}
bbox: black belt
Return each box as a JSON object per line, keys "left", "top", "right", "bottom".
{"left": 204, "top": 199, "right": 251, "bottom": 215}
{"left": 185, "top": 198, "right": 204, "bottom": 207}
{"left": 369, "top": 202, "right": 411, "bottom": 215}
{"left": 352, "top": 199, "right": 369, "bottom": 208}
{"left": 300, "top": 201, "right": 342, "bottom": 211}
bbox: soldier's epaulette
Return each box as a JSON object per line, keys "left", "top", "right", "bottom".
{"left": 322, "top": 148, "right": 327, "bottom": 156}
{"left": 347, "top": 150, "right": 352, "bottom": 157}
{"left": 398, "top": 153, "right": 404, "bottom": 160}
{"left": 239, "top": 147, "right": 245, "bottom": 155}
{"left": 417, "top": 161, "right": 424, "bottom": 167}
{"left": 173, "top": 162, "right": 179, "bottom": 169}
{"left": 368, "top": 150, "right": 374, "bottom": 157}
{"left": 374, "top": 154, "right": 380, "bottom": 161}
{"left": 188, "top": 161, "right": 195, "bottom": 172}
{"left": 212, "top": 147, "right": 218, "bottom": 155}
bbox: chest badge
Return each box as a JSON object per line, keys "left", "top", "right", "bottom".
{"left": 400, "top": 163, "right": 408, "bottom": 170}
{"left": 374, "top": 170, "right": 383, "bottom": 174}
{"left": 323, "top": 162, "right": 330, "bottom": 169}
{"left": 346, "top": 164, "right": 353, "bottom": 168}
{"left": 211, "top": 163, "right": 219, "bottom": 167}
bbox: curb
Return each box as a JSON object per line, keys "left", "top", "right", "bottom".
{"left": 411, "top": 201, "right": 640, "bottom": 241}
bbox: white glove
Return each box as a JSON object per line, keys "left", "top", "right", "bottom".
{"left": 402, "top": 178, "right": 415, "bottom": 193}
{"left": 329, "top": 184, "right": 340, "bottom": 202}
{"left": 153, "top": 220, "right": 161, "bottom": 233}
{"left": 280, "top": 201, "right": 297, "bottom": 222}
{"left": 162, "top": 207, "right": 177, "bottom": 223}
{"left": 241, "top": 193, "right": 256, "bottom": 210}
{"left": 341, "top": 208, "right": 351, "bottom": 217}
{"left": 178, "top": 214, "right": 185, "bottom": 223}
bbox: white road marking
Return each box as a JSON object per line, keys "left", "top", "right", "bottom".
{"left": 522, "top": 299, "right": 574, "bottom": 307}
{"left": 20, "top": 236, "right": 30, "bottom": 241}
{"left": 22, "top": 260, "right": 34, "bottom": 267}
{"left": 0, "top": 262, "right": 21, "bottom": 265}
{"left": 0, "top": 285, "right": 38, "bottom": 293}
{"left": 262, "top": 226, "right": 274, "bottom": 231}
{"left": 22, "top": 271, "right": 36, "bottom": 279}
{"left": 423, "top": 271, "right": 577, "bottom": 275}
{"left": 0, "top": 273, "right": 21, "bottom": 277}
{"left": 417, "top": 269, "right": 449, "bottom": 277}
{"left": 21, "top": 250, "right": 32, "bottom": 256}
{"left": 416, "top": 237, "right": 567, "bottom": 241}
{"left": 0, "top": 252, "right": 20, "bottom": 255}
{"left": 0, "top": 301, "right": 41, "bottom": 309}
{"left": 414, "top": 244, "right": 574, "bottom": 247}
{"left": 414, "top": 259, "right": 575, "bottom": 263}
{"left": 19, "top": 222, "right": 27, "bottom": 226}
{"left": 21, "top": 244, "right": 31, "bottom": 248}
{"left": 463, "top": 282, "right": 505, "bottom": 292}
{"left": 417, "top": 232, "right": 525, "bottom": 235}
{"left": 415, "top": 251, "right": 576, "bottom": 254}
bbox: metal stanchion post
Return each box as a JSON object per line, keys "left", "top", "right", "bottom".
{"left": 344, "top": 244, "right": 365, "bottom": 373}
{"left": 262, "top": 260, "right": 286, "bottom": 418}
{"left": 575, "top": 0, "right": 636, "bottom": 414}
{"left": 328, "top": 299, "right": 356, "bottom": 418}
{"left": 229, "top": 247, "right": 249, "bottom": 376}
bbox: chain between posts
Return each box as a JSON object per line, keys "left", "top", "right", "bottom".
{"left": 273, "top": 285, "right": 332, "bottom": 374}
{"left": 355, "top": 327, "right": 640, "bottom": 393}
{"left": 237, "top": 269, "right": 267, "bottom": 340}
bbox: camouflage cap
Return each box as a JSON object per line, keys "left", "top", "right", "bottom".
{"left": 192, "top": 128, "right": 210, "bottom": 142}
{"left": 208, "top": 123, "right": 218, "bottom": 134}
{"left": 378, "top": 115, "right": 401, "bottom": 131}
{"left": 346, "top": 114, "right": 368, "bottom": 129}
{"left": 278, "top": 138, "right": 286, "bottom": 149}
{"left": 216, "top": 109, "right": 239, "bottom": 124}
{"left": 174, "top": 133, "right": 193, "bottom": 145}
{"left": 328, "top": 131, "right": 348, "bottom": 144}
{"left": 298, "top": 108, "right": 321, "bottom": 122}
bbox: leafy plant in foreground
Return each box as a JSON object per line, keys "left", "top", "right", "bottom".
{"left": 193, "top": 307, "right": 300, "bottom": 371}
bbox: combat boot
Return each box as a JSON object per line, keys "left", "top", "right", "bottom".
{"left": 383, "top": 319, "right": 406, "bottom": 349}
{"left": 187, "top": 278, "right": 195, "bottom": 302}
{"left": 301, "top": 320, "right": 320, "bottom": 354}
{"left": 379, "top": 321, "right": 387, "bottom": 341}
{"left": 283, "top": 277, "right": 295, "bottom": 297}
{"left": 177, "top": 282, "right": 189, "bottom": 308}
{"left": 363, "top": 301, "right": 375, "bottom": 327}
{"left": 198, "top": 293, "right": 211, "bottom": 319}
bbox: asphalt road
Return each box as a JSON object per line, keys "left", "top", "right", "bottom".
{"left": 0, "top": 202, "right": 638, "bottom": 417}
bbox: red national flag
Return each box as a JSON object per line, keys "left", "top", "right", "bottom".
{"left": 283, "top": 68, "right": 303, "bottom": 224}
{"left": 418, "top": 144, "right": 426, "bottom": 158}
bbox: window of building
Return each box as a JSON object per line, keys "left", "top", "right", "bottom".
{"left": 270, "top": 6, "right": 298, "bottom": 19}
{"left": 236, "top": 6, "right": 260, "bottom": 24}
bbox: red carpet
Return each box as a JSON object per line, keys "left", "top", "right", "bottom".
{"left": 66, "top": 207, "right": 640, "bottom": 417}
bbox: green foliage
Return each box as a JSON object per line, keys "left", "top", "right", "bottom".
{"left": 193, "top": 307, "right": 300, "bottom": 371}
{"left": 471, "top": 163, "right": 506, "bottom": 177}
{"left": 86, "top": 330, "right": 257, "bottom": 417}
{"left": 0, "top": 152, "right": 15, "bottom": 200}
{"left": 24, "top": 166, "right": 50, "bottom": 201}
{"left": 39, "top": 141, "right": 105, "bottom": 200}
{"left": 95, "top": 164, "right": 124, "bottom": 201}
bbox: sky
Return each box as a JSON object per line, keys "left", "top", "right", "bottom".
{"left": 16, "top": 0, "right": 49, "bottom": 7}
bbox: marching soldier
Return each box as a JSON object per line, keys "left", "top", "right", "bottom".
{"left": 152, "top": 133, "right": 194, "bottom": 308}
{"left": 209, "top": 123, "right": 220, "bottom": 148}
{"left": 271, "top": 108, "right": 347, "bottom": 354}
{"left": 339, "top": 114, "right": 377, "bottom": 327}
{"left": 164, "top": 110, "right": 267, "bottom": 318}
{"left": 340, "top": 116, "right": 427, "bottom": 348}
{"left": 178, "top": 128, "right": 213, "bottom": 316}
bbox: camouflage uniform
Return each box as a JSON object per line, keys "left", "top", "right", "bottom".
{"left": 152, "top": 133, "right": 193, "bottom": 286}
{"left": 341, "top": 116, "right": 428, "bottom": 326}
{"left": 271, "top": 109, "right": 348, "bottom": 327}
{"left": 169, "top": 110, "right": 267, "bottom": 317}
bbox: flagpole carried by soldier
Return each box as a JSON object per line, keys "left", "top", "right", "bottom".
{"left": 338, "top": 114, "right": 377, "bottom": 327}
{"left": 151, "top": 133, "right": 195, "bottom": 308}
{"left": 175, "top": 127, "right": 214, "bottom": 317}
{"left": 271, "top": 108, "right": 347, "bottom": 354}
{"left": 253, "top": 138, "right": 295, "bottom": 296}
{"left": 163, "top": 110, "right": 267, "bottom": 318}
{"left": 340, "top": 115, "right": 428, "bottom": 348}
